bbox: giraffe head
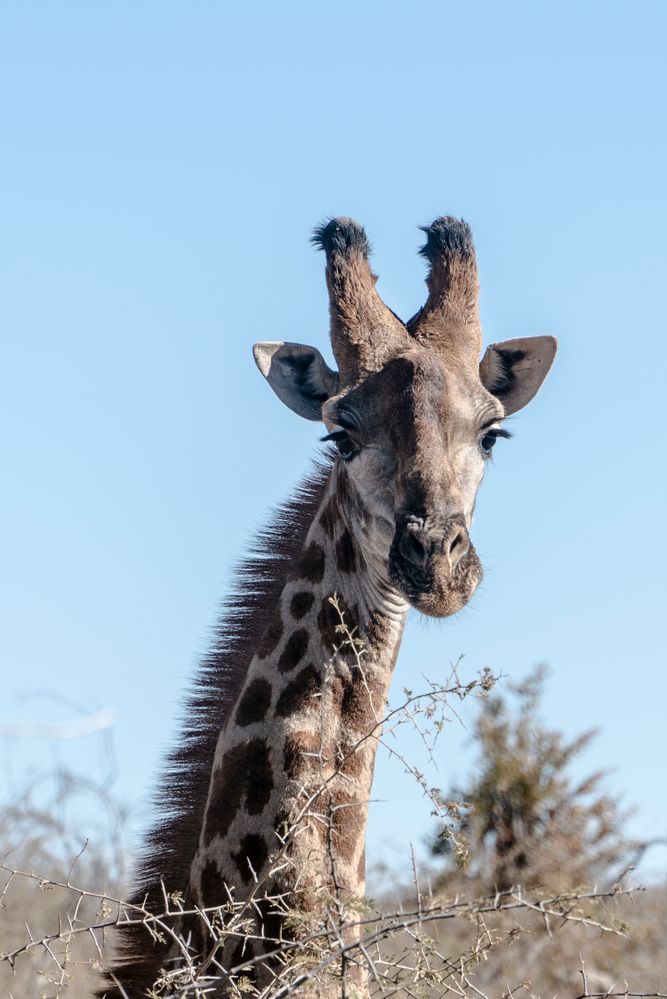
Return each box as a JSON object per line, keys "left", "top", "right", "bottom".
{"left": 254, "top": 217, "right": 556, "bottom": 618}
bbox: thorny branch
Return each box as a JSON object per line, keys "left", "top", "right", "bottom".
{"left": 0, "top": 861, "right": 646, "bottom": 998}
{"left": 1, "top": 599, "right": 665, "bottom": 997}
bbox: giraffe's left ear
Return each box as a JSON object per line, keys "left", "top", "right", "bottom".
{"left": 479, "top": 336, "right": 557, "bottom": 415}
{"left": 253, "top": 342, "right": 340, "bottom": 421}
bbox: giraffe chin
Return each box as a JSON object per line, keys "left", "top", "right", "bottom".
{"left": 390, "top": 546, "right": 483, "bottom": 618}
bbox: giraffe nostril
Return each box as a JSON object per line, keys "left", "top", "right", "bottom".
{"left": 447, "top": 525, "right": 470, "bottom": 566}
{"left": 395, "top": 516, "right": 470, "bottom": 574}
{"left": 398, "top": 521, "right": 428, "bottom": 567}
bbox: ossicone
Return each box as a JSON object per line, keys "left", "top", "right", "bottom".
{"left": 314, "top": 216, "right": 410, "bottom": 386}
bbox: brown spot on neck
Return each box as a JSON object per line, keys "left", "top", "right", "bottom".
{"left": 277, "top": 628, "right": 309, "bottom": 672}
{"left": 367, "top": 609, "right": 392, "bottom": 646}
{"left": 337, "top": 741, "right": 367, "bottom": 779}
{"left": 203, "top": 739, "right": 274, "bottom": 844}
{"left": 336, "top": 528, "right": 358, "bottom": 574}
{"left": 257, "top": 618, "right": 283, "bottom": 660}
{"left": 200, "top": 859, "right": 224, "bottom": 908}
{"left": 329, "top": 790, "right": 365, "bottom": 864}
{"left": 317, "top": 595, "right": 358, "bottom": 654}
{"left": 290, "top": 590, "right": 315, "bottom": 619}
{"left": 229, "top": 939, "right": 256, "bottom": 984}
{"left": 235, "top": 677, "right": 273, "bottom": 727}
{"left": 290, "top": 541, "right": 326, "bottom": 584}
{"left": 255, "top": 897, "right": 284, "bottom": 946}
{"left": 318, "top": 497, "right": 338, "bottom": 539}
{"left": 231, "top": 833, "right": 270, "bottom": 883}
{"left": 340, "top": 671, "right": 385, "bottom": 733}
{"left": 283, "top": 730, "right": 322, "bottom": 776}
{"left": 275, "top": 662, "right": 321, "bottom": 716}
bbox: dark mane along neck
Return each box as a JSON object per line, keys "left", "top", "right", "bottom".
{"left": 101, "top": 461, "right": 332, "bottom": 996}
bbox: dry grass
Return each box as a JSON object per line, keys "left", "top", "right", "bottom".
{"left": 0, "top": 769, "right": 126, "bottom": 998}
{"left": 372, "top": 865, "right": 667, "bottom": 998}
{"left": 1, "top": 648, "right": 665, "bottom": 997}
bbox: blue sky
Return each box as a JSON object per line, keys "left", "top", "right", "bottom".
{"left": 1, "top": 2, "right": 666, "bottom": 880}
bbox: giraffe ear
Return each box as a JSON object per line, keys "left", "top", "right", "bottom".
{"left": 253, "top": 342, "right": 340, "bottom": 421}
{"left": 479, "top": 336, "right": 557, "bottom": 415}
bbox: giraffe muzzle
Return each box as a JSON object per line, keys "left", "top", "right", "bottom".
{"left": 389, "top": 513, "right": 481, "bottom": 616}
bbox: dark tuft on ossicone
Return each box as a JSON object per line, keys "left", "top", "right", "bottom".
{"left": 311, "top": 217, "right": 371, "bottom": 258}
{"left": 419, "top": 217, "right": 474, "bottom": 261}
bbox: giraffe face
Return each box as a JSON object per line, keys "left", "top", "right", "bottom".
{"left": 254, "top": 333, "right": 556, "bottom": 618}
{"left": 322, "top": 348, "right": 494, "bottom": 616}
{"left": 254, "top": 216, "right": 556, "bottom": 617}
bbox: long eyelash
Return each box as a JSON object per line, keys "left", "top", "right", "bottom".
{"left": 480, "top": 426, "right": 513, "bottom": 462}
{"left": 320, "top": 430, "right": 349, "bottom": 443}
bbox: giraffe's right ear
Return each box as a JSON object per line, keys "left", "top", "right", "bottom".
{"left": 253, "top": 342, "right": 340, "bottom": 421}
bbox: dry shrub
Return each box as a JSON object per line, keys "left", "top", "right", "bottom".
{"left": 0, "top": 768, "right": 126, "bottom": 998}
{"left": 1, "top": 650, "right": 665, "bottom": 997}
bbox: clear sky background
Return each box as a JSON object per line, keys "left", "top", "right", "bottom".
{"left": 1, "top": 2, "right": 666, "bottom": 882}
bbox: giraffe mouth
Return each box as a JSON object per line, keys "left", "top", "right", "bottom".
{"left": 388, "top": 543, "right": 483, "bottom": 618}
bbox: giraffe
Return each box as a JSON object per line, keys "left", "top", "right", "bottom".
{"left": 103, "top": 216, "right": 556, "bottom": 997}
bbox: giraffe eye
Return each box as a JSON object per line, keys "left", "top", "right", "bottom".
{"left": 321, "top": 429, "right": 359, "bottom": 462}
{"left": 481, "top": 432, "right": 498, "bottom": 454}
{"left": 480, "top": 427, "right": 512, "bottom": 456}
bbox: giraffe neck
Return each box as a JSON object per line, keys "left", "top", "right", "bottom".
{"left": 189, "top": 461, "right": 407, "bottom": 960}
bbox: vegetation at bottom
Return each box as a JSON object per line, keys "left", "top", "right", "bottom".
{"left": 1, "top": 666, "right": 665, "bottom": 998}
